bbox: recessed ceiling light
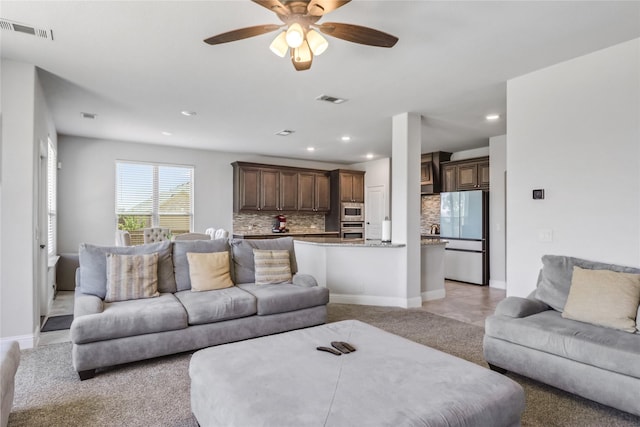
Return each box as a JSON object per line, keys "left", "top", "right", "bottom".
{"left": 366, "top": 153, "right": 374, "bottom": 159}
{"left": 162, "top": 131, "right": 173, "bottom": 136}
{"left": 341, "top": 136, "right": 351, "bottom": 142}
{"left": 81, "top": 112, "right": 97, "bottom": 119}
{"left": 181, "top": 110, "right": 197, "bottom": 116}
{"left": 275, "top": 129, "right": 295, "bottom": 136}
{"left": 306, "top": 147, "right": 315, "bottom": 152}
{"left": 486, "top": 114, "right": 500, "bottom": 121}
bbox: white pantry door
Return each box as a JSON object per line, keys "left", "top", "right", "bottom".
{"left": 365, "top": 185, "right": 384, "bottom": 240}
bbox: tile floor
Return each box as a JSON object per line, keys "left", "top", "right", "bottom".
{"left": 38, "top": 281, "right": 505, "bottom": 346}
{"left": 421, "top": 280, "right": 506, "bottom": 327}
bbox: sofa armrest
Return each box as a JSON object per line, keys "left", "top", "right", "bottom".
{"left": 494, "top": 296, "right": 550, "bottom": 318}
{"left": 292, "top": 273, "right": 317, "bottom": 287}
{"left": 74, "top": 289, "right": 104, "bottom": 318}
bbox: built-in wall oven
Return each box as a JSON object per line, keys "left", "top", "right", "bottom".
{"left": 341, "top": 202, "right": 364, "bottom": 222}
{"left": 341, "top": 222, "right": 364, "bottom": 240}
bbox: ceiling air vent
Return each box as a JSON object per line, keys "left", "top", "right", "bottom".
{"left": 0, "top": 19, "right": 53, "bottom": 40}
{"left": 316, "top": 94, "right": 348, "bottom": 104}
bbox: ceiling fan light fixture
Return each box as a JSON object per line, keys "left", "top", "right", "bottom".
{"left": 306, "top": 29, "right": 328, "bottom": 56}
{"left": 291, "top": 40, "right": 313, "bottom": 70}
{"left": 269, "top": 31, "right": 288, "bottom": 57}
{"left": 285, "top": 22, "right": 304, "bottom": 48}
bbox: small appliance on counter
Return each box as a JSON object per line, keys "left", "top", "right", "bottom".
{"left": 272, "top": 214, "right": 288, "bottom": 233}
{"left": 430, "top": 224, "right": 440, "bottom": 235}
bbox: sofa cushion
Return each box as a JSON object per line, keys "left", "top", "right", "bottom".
{"left": 230, "top": 237, "right": 298, "bottom": 284}
{"left": 79, "top": 240, "right": 176, "bottom": 298}
{"left": 253, "top": 249, "right": 292, "bottom": 285}
{"left": 105, "top": 253, "right": 160, "bottom": 302}
{"left": 534, "top": 255, "right": 640, "bottom": 312}
{"left": 187, "top": 251, "right": 234, "bottom": 291}
{"left": 237, "top": 283, "right": 329, "bottom": 315}
{"left": 485, "top": 310, "right": 640, "bottom": 379}
{"left": 174, "top": 288, "right": 256, "bottom": 325}
{"left": 173, "top": 239, "right": 231, "bottom": 291}
{"left": 71, "top": 293, "right": 188, "bottom": 344}
{"left": 562, "top": 267, "right": 640, "bottom": 333}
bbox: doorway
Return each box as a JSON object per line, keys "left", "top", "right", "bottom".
{"left": 365, "top": 185, "right": 385, "bottom": 240}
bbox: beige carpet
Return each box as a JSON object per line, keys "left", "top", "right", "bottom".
{"left": 8, "top": 304, "right": 640, "bottom": 426}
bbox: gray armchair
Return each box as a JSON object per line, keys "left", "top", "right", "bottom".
{"left": 115, "top": 230, "right": 131, "bottom": 246}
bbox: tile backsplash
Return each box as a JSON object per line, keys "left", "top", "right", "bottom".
{"left": 421, "top": 194, "right": 440, "bottom": 234}
{"left": 233, "top": 212, "right": 326, "bottom": 234}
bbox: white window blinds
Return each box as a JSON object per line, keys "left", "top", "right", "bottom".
{"left": 47, "top": 139, "right": 57, "bottom": 255}
{"left": 116, "top": 162, "right": 194, "bottom": 244}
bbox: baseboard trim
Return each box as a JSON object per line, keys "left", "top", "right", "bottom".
{"left": 421, "top": 289, "right": 446, "bottom": 301}
{"left": 0, "top": 334, "right": 37, "bottom": 349}
{"left": 490, "top": 280, "right": 506, "bottom": 290}
{"left": 330, "top": 294, "right": 421, "bottom": 308}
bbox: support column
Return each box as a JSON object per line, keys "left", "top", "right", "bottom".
{"left": 391, "top": 113, "right": 422, "bottom": 307}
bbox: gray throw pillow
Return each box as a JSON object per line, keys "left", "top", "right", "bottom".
{"left": 230, "top": 237, "right": 298, "bottom": 284}
{"left": 535, "top": 254, "right": 640, "bottom": 312}
{"left": 79, "top": 240, "right": 176, "bottom": 299}
{"left": 173, "top": 239, "right": 231, "bottom": 291}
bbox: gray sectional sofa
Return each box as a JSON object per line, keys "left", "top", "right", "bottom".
{"left": 71, "top": 237, "right": 329, "bottom": 380}
{"left": 484, "top": 255, "right": 640, "bottom": 416}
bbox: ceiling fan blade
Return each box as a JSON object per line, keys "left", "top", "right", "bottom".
{"left": 307, "top": 0, "right": 351, "bottom": 16}
{"left": 317, "top": 22, "right": 398, "bottom": 48}
{"left": 204, "top": 24, "right": 281, "bottom": 45}
{"left": 252, "top": 0, "right": 290, "bottom": 17}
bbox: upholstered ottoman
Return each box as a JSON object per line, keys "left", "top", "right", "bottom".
{"left": 190, "top": 320, "right": 525, "bottom": 427}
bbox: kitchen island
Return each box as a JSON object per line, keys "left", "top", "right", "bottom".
{"left": 295, "top": 238, "right": 448, "bottom": 308}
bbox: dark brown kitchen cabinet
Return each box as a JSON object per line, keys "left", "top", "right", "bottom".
{"left": 298, "top": 172, "right": 330, "bottom": 212}
{"left": 421, "top": 151, "right": 451, "bottom": 194}
{"left": 339, "top": 171, "right": 365, "bottom": 202}
{"left": 278, "top": 170, "right": 299, "bottom": 211}
{"left": 441, "top": 156, "right": 490, "bottom": 192}
{"left": 232, "top": 162, "right": 329, "bottom": 213}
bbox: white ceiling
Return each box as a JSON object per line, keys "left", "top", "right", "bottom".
{"left": 2, "top": 1, "right": 639, "bottom": 164}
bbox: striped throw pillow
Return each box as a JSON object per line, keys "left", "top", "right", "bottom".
{"left": 253, "top": 249, "right": 292, "bottom": 285}
{"left": 105, "top": 253, "right": 160, "bottom": 302}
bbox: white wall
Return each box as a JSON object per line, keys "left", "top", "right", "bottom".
{"left": 0, "top": 60, "right": 55, "bottom": 346}
{"left": 506, "top": 38, "right": 640, "bottom": 297}
{"left": 351, "top": 157, "right": 391, "bottom": 218}
{"left": 489, "top": 135, "right": 506, "bottom": 289}
{"left": 57, "top": 135, "right": 343, "bottom": 253}
{"left": 450, "top": 146, "right": 490, "bottom": 161}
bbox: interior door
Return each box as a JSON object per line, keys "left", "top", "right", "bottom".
{"left": 38, "top": 140, "right": 49, "bottom": 316}
{"left": 365, "top": 185, "right": 384, "bottom": 240}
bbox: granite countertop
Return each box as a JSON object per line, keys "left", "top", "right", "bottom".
{"left": 233, "top": 231, "right": 340, "bottom": 238}
{"left": 421, "top": 238, "right": 449, "bottom": 246}
{"left": 295, "top": 239, "right": 405, "bottom": 248}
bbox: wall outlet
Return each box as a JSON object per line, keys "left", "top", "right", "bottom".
{"left": 538, "top": 229, "right": 553, "bottom": 242}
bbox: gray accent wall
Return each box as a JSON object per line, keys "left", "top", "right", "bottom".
{"left": 56, "top": 135, "right": 343, "bottom": 253}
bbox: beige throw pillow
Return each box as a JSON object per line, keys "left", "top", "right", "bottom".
{"left": 562, "top": 266, "right": 640, "bottom": 333}
{"left": 105, "top": 253, "right": 160, "bottom": 302}
{"left": 187, "top": 251, "right": 234, "bottom": 291}
{"left": 253, "top": 249, "right": 292, "bottom": 285}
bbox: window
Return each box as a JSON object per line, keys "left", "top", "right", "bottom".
{"left": 116, "top": 162, "right": 194, "bottom": 245}
{"left": 47, "top": 139, "right": 57, "bottom": 255}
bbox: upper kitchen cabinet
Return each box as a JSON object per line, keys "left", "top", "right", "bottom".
{"left": 232, "top": 162, "right": 329, "bottom": 213}
{"left": 337, "top": 171, "right": 365, "bottom": 202}
{"left": 298, "top": 172, "right": 330, "bottom": 212}
{"left": 420, "top": 151, "right": 452, "bottom": 194}
{"left": 441, "top": 156, "right": 490, "bottom": 192}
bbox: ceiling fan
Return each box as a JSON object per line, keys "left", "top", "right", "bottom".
{"left": 203, "top": 0, "right": 399, "bottom": 71}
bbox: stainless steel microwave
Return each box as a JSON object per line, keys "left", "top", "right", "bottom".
{"left": 341, "top": 202, "right": 364, "bottom": 222}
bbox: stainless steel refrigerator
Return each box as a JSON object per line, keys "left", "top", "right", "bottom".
{"left": 440, "top": 190, "right": 489, "bottom": 285}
